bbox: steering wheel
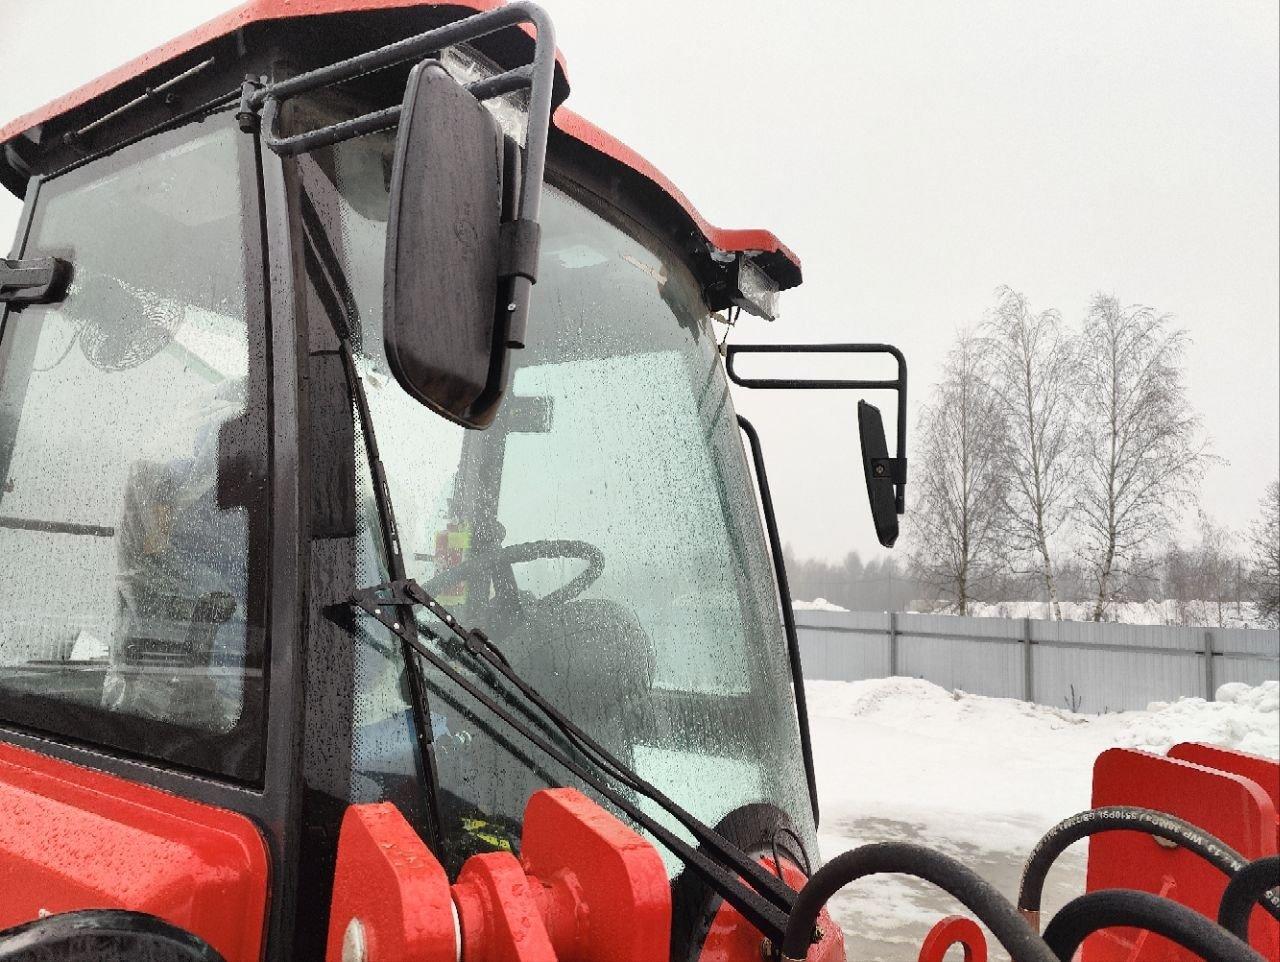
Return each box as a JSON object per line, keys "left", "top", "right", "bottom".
{"left": 422, "top": 539, "right": 605, "bottom": 609}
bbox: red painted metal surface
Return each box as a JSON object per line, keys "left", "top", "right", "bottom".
{"left": 0, "top": 0, "right": 801, "bottom": 282}
{"left": 520, "top": 787, "right": 671, "bottom": 962}
{"left": 1086, "top": 747, "right": 1279, "bottom": 962}
{"left": 1168, "top": 742, "right": 1280, "bottom": 847}
{"left": 324, "top": 802, "right": 457, "bottom": 961}
{"left": 0, "top": 740, "right": 269, "bottom": 962}
{"left": 697, "top": 857, "right": 845, "bottom": 962}
{"left": 554, "top": 108, "right": 799, "bottom": 269}
{"left": 454, "top": 851, "right": 559, "bottom": 961}
{"left": 326, "top": 788, "right": 671, "bottom": 961}
{"left": 0, "top": 0, "right": 543, "bottom": 149}
{"left": 917, "top": 916, "right": 987, "bottom": 962}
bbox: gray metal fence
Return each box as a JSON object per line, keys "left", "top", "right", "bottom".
{"left": 795, "top": 609, "right": 1280, "bottom": 713}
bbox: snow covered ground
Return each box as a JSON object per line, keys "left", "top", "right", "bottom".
{"left": 809, "top": 677, "right": 1280, "bottom": 959}
{"left": 793, "top": 597, "right": 1274, "bottom": 628}
{"left": 962, "top": 599, "right": 1268, "bottom": 629}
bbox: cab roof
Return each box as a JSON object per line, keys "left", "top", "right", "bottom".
{"left": 0, "top": 0, "right": 800, "bottom": 290}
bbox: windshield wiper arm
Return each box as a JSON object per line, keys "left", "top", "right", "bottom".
{"left": 346, "top": 578, "right": 803, "bottom": 942}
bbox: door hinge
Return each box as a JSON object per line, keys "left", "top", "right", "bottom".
{"left": 0, "top": 256, "right": 70, "bottom": 305}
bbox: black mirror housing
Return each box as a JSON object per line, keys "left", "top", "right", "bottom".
{"left": 857, "top": 400, "right": 900, "bottom": 548}
{"left": 383, "top": 61, "right": 507, "bottom": 429}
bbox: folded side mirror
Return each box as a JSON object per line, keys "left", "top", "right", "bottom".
{"left": 383, "top": 61, "right": 508, "bottom": 428}
{"left": 857, "top": 400, "right": 899, "bottom": 548}
{"left": 725, "top": 342, "right": 908, "bottom": 549}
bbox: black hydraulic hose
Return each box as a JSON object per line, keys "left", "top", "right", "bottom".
{"left": 1018, "top": 807, "right": 1280, "bottom": 930}
{"left": 1042, "top": 889, "right": 1266, "bottom": 962}
{"left": 1219, "top": 855, "right": 1280, "bottom": 940}
{"left": 778, "top": 842, "right": 1059, "bottom": 962}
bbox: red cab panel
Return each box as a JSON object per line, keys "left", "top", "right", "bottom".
{"left": 0, "top": 741, "right": 269, "bottom": 962}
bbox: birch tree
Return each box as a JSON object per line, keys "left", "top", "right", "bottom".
{"left": 908, "top": 330, "right": 1008, "bottom": 613}
{"left": 1248, "top": 480, "right": 1280, "bottom": 627}
{"left": 984, "top": 287, "right": 1077, "bottom": 619}
{"left": 1076, "top": 295, "right": 1210, "bottom": 620}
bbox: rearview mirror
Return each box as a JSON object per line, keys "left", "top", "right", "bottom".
{"left": 858, "top": 401, "right": 899, "bottom": 548}
{"left": 724, "top": 343, "right": 908, "bottom": 549}
{"left": 383, "top": 61, "right": 509, "bottom": 429}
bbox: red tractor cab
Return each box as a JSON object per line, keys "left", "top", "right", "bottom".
{"left": 3, "top": 4, "right": 1274, "bottom": 962}
{"left": 0, "top": 3, "right": 905, "bottom": 959}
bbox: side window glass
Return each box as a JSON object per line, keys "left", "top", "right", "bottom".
{"left": 0, "top": 115, "right": 269, "bottom": 780}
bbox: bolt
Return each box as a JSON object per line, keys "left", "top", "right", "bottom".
{"left": 342, "top": 918, "right": 367, "bottom": 962}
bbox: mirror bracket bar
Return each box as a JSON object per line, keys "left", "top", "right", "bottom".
{"left": 498, "top": 218, "right": 541, "bottom": 284}
{"left": 870, "top": 457, "right": 908, "bottom": 485}
{"left": 724, "top": 341, "right": 909, "bottom": 514}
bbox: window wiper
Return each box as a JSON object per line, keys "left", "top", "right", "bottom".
{"left": 296, "top": 166, "right": 799, "bottom": 946}
{"left": 346, "top": 577, "right": 802, "bottom": 945}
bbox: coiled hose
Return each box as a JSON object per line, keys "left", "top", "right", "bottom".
{"left": 778, "top": 842, "right": 1059, "bottom": 962}
{"left": 1017, "top": 806, "right": 1280, "bottom": 929}
{"left": 1042, "top": 889, "right": 1266, "bottom": 962}
{"left": 1218, "top": 855, "right": 1280, "bottom": 940}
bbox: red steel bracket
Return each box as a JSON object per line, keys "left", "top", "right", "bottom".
{"left": 327, "top": 788, "right": 672, "bottom": 962}
{"left": 519, "top": 787, "right": 671, "bottom": 962}
{"left": 1087, "top": 746, "right": 1279, "bottom": 962}
{"left": 918, "top": 915, "right": 987, "bottom": 962}
{"left": 1168, "top": 742, "right": 1280, "bottom": 848}
{"left": 325, "top": 802, "right": 458, "bottom": 962}
{"left": 698, "top": 857, "right": 845, "bottom": 962}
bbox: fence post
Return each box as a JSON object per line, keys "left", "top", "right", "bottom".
{"left": 1204, "top": 630, "right": 1216, "bottom": 701}
{"left": 888, "top": 611, "right": 899, "bottom": 676}
{"left": 1023, "top": 616, "right": 1034, "bottom": 702}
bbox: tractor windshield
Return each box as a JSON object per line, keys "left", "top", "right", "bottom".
{"left": 294, "top": 104, "right": 814, "bottom": 875}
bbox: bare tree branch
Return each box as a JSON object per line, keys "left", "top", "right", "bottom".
{"left": 1075, "top": 294, "right": 1215, "bottom": 620}
{"left": 983, "top": 287, "right": 1077, "bottom": 619}
{"left": 907, "top": 329, "right": 1008, "bottom": 613}
{"left": 1247, "top": 480, "right": 1280, "bottom": 627}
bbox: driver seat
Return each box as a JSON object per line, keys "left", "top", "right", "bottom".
{"left": 503, "top": 597, "right": 657, "bottom": 768}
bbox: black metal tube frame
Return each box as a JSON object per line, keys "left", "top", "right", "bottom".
{"left": 237, "top": 2, "right": 555, "bottom": 349}
{"left": 738, "top": 415, "right": 820, "bottom": 827}
{"left": 725, "top": 343, "right": 908, "bottom": 513}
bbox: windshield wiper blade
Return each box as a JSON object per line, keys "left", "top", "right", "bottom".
{"left": 346, "top": 577, "right": 801, "bottom": 942}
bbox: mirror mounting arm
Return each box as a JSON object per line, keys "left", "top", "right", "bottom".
{"left": 724, "top": 341, "right": 908, "bottom": 509}
{"left": 724, "top": 342, "right": 909, "bottom": 548}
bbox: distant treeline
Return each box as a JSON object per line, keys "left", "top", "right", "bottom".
{"left": 783, "top": 547, "right": 919, "bottom": 612}
{"left": 785, "top": 502, "right": 1278, "bottom": 627}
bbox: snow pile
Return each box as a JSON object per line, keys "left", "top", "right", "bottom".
{"left": 810, "top": 677, "right": 1278, "bottom": 957}
{"left": 1116, "top": 681, "right": 1280, "bottom": 757}
{"left": 793, "top": 597, "right": 849, "bottom": 612}
{"left": 810, "top": 677, "right": 1279, "bottom": 852}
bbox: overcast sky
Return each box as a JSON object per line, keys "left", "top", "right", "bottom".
{"left": 2, "top": 0, "right": 1276, "bottom": 564}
